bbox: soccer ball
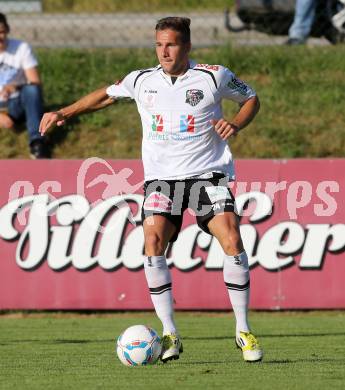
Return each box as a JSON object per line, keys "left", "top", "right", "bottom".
{"left": 116, "top": 325, "right": 162, "bottom": 366}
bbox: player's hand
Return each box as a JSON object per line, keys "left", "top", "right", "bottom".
{"left": 39, "top": 111, "right": 66, "bottom": 136}
{"left": 0, "top": 84, "right": 17, "bottom": 100}
{"left": 211, "top": 119, "right": 239, "bottom": 140}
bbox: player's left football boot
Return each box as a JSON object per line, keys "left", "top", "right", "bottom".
{"left": 236, "top": 331, "right": 263, "bottom": 362}
{"left": 160, "top": 333, "right": 183, "bottom": 363}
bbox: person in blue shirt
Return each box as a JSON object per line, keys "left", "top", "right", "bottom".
{"left": 0, "top": 13, "right": 48, "bottom": 158}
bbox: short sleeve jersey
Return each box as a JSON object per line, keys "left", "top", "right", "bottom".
{"left": 106, "top": 60, "right": 256, "bottom": 181}
{"left": 0, "top": 39, "right": 38, "bottom": 102}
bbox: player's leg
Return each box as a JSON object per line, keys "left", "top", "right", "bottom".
{"left": 143, "top": 215, "right": 183, "bottom": 362}
{"left": 207, "top": 212, "right": 263, "bottom": 362}
{"left": 207, "top": 212, "right": 248, "bottom": 333}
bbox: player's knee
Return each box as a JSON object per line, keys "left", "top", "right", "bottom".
{"left": 220, "top": 234, "right": 244, "bottom": 256}
{"left": 144, "top": 233, "right": 165, "bottom": 256}
{"left": 21, "top": 84, "right": 41, "bottom": 97}
{"left": 0, "top": 113, "right": 15, "bottom": 129}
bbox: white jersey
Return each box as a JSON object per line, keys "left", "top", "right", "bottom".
{"left": 0, "top": 39, "right": 38, "bottom": 102}
{"left": 106, "top": 60, "right": 256, "bottom": 181}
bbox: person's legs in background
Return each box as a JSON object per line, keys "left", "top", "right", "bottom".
{"left": 287, "top": 0, "right": 316, "bottom": 44}
{"left": 6, "top": 85, "right": 49, "bottom": 158}
{"left": 20, "top": 84, "right": 49, "bottom": 158}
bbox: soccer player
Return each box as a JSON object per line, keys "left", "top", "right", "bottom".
{"left": 39, "top": 17, "right": 263, "bottom": 363}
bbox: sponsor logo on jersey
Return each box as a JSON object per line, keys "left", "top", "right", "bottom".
{"left": 196, "top": 64, "right": 219, "bottom": 71}
{"left": 180, "top": 115, "right": 195, "bottom": 133}
{"left": 144, "top": 191, "right": 172, "bottom": 212}
{"left": 205, "top": 186, "right": 231, "bottom": 204}
{"left": 185, "top": 89, "right": 204, "bottom": 107}
{"left": 234, "top": 255, "right": 242, "bottom": 265}
{"left": 151, "top": 115, "right": 164, "bottom": 132}
{"left": 227, "top": 76, "right": 248, "bottom": 96}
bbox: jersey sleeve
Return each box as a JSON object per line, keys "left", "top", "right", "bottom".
{"left": 20, "top": 42, "right": 38, "bottom": 70}
{"left": 106, "top": 71, "right": 139, "bottom": 100}
{"left": 218, "top": 67, "right": 256, "bottom": 103}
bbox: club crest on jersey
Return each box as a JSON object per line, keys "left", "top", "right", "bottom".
{"left": 185, "top": 89, "right": 204, "bottom": 107}
{"left": 144, "top": 94, "right": 155, "bottom": 108}
{"left": 180, "top": 115, "right": 195, "bottom": 133}
{"left": 151, "top": 115, "right": 164, "bottom": 132}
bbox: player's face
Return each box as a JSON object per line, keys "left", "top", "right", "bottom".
{"left": 0, "top": 23, "right": 8, "bottom": 51}
{"left": 156, "top": 29, "right": 191, "bottom": 76}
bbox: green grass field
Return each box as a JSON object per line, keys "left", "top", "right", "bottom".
{"left": 42, "top": 0, "right": 234, "bottom": 13}
{"left": 1, "top": 311, "right": 344, "bottom": 389}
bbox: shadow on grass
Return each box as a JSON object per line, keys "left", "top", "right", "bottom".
{"left": 176, "top": 357, "right": 345, "bottom": 366}
{"left": 182, "top": 360, "right": 231, "bottom": 366}
{"left": 261, "top": 332, "right": 345, "bottom": 338}
{"left": 0, "top": 338, "right": 113, "bottom": 345}
{"left": 264, "top": 358, "right": 345, "bottom": 364}
{"left": 42, "top": 104, "right": 81, "bottom": 156}
{"left": 3, "top": 331, "right": 345, "bottom": 346}
{"left": 184, "top": 332, "right": 345, "bottom": 340}
{"left": 53, "top": 339, "right": 111, "bottom": 344}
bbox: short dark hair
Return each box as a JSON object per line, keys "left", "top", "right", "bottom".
{"left": 0, "top": 13, "right": 10, "bottom": 32}
{"left": 155, "top": 17, "right": 191, "bottom": 43}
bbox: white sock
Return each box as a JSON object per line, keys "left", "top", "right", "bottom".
{"left": 223, "top": 251, "right": 251, "bottom": 335}
{"left": 144, "top": 255, "right": 177, "bottom": 335}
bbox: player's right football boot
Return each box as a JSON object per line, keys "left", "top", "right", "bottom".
{"left": 160, "top": 333, "right": 183, "bottom": 363}
{"left": 236, "top": 331, "right": 263, "bottom": 362}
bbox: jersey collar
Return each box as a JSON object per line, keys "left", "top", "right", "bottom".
{"left": 158, "top": 60, "right": 196, "bottom": 85}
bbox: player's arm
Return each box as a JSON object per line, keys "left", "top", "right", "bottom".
{"left": 212, "top": 95, "right": 260, "bottom": 140}
{"left": 39, "top": 86, "right": 115, "bottom": 135}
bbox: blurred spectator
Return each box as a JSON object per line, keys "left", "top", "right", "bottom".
{"left": 0, "top": 13, "right": 48, "bottom": 158}
{"left": 286, "top": 0, "right": 317, "bottom": 45}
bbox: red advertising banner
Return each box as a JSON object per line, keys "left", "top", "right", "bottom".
{"left": 0, "top": 159, "right": 344, "bottom": 310}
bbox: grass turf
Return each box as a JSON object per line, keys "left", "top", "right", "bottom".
{"left": 0, "top": 311, "right": 344, "bottom": 389}
{"left": 42, "top": 0, "right": 234, "bottom": 13}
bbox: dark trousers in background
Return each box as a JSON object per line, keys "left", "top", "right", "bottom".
{"left": 0, "top": 84, "right": 44, "bottom": 145}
